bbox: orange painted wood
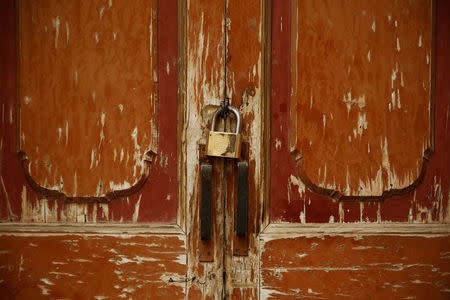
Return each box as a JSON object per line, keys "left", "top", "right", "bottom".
{"left": 261, "top": 234, "right": 450, "bottom": 299}
{"left": 1, "top": 0, "right": 178, "bottom": 222}
{"left": 19, "top": 0, "right": 158, "bottom": 198}
{"left": 0, "top": 233, "right": 186, "bottom": 299}
{"left": 271, "top": 0, "right": 449, "bottom": 223}
{"left": 291, "top": 0, "right": 433, "bottom": 198}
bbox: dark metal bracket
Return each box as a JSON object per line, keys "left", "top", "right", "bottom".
{"left": 236, "top": 161, "right": 248, "bottom": 237}
{"left": 201, "top": 164, "right": 213, "bottom": 240}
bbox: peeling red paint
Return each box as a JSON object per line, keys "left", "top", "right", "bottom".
{"left": 0, "top": 0, "right": 178, "bottom": 223}
{"left": 271, "top": 0, "right": 450, "bottom": 224}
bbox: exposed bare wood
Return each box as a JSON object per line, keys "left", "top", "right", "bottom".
{"left": 262, "top": 223, "right": 450, "bottom": 237}
{"left": 0, "top": 223, "right": 184, "bottom": 235}
{"left": 184, "top": 0, "right": 226, "bottom": 298}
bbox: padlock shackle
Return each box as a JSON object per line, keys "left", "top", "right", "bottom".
{"left": 210, "top": 105, "right": 241, "bottom": 134}
{"left": 228, "top": 106, "right": 241, "bottom": 134}
{"left": 210, "top": 107, "right": 222, "bottom": 131}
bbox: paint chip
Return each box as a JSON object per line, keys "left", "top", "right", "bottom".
{"left": 52, "top": 16, "right": 60, "bottom": 48}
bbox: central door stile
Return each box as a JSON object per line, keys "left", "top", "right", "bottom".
{"left": 184, "top": 0, "right": 227, "bottom": 298}
{"left": 184, "top": 0, "right": 267, "bottom": 298}
{"left": 223, "top": 0, "right": 266, "bottom": 298}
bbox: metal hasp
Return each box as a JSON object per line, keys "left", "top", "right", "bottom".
{"left": 206, "top": 105, "right": 243, "bottom": 158}
{"left": 201, "top": 164, "right": 212, "bottom": 240}
{"left": 236, "top": 162, "right": 248, "bottom": 236}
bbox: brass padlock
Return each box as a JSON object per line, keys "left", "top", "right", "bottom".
{"left": 206, "top": 105, "right": 242, "bottom": 158}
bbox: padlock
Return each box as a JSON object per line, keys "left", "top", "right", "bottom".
{"left": 206, "top": 105, "right": 242, "bottom": 158}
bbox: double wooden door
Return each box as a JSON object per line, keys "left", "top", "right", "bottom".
{"left": 1, "top": 0, "right": 450, "bottom": 299}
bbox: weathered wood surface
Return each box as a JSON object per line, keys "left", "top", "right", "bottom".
{"left": 225, "top": 0, "right": 265, "bottom": 297}
{"left": 271, "top": 0, "right": 450, "bottom": 223}
{"left": 0, "top": 226, "right": 186, "bottom": 299}
{"left": 19, "top": 0, "right": 158, "bottom": 198}
{"left": 184, "top": 0, "right": 265, "bottom": 297}
{"left": 260, "top": 225, "right": 450, "bottom": 299}
{"left": 184, "top": 0, "right": 226, "bottom": 298}
{"left": 291, "top": 0, "right": 433, "bottom": 198}
{"left": 1, "top": 0, "right": 178, "bottom": 222}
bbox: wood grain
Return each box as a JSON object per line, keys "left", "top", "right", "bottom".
{"left": 270, "top": 0, "right": 449, "bottom": 223}
{"left": 291, "top": 0, "right": 433, "bottom": 198}
{"left": 1, "top": 0, "right": 178, "bottom": 222}
{"left": 261, "top": 229, "right": 450, "bottom": 299}
{"left": 0, "top": 230, "right": 186, "bottom": 299}
{"left": 19, "top": 0, "right": 158, "bottom": 198}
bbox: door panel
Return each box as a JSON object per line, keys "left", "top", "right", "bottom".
{"left": 260, "top": 225, "right": 450, "bottom": 299}
{"left": 1, "top": 0, "right": 178, "bottom": 223}
{"left": 271, "top": 0, "right": 449, "bottom": 224}
{"left": 0, "top": 225, "right": 186, "bottom": 299}
{"left": 290, "top": 0, "right": 433, "bottom": 199}
{"left": 1, "top": 0, "right": 184, "bottom": 299}
{"left": 266, "top": 1, "right": 450, "bottom": 299}
{"left": 19, "top": 0, "right": 158, "bottom": 199}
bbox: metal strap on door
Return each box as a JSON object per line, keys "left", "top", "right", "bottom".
{"left": 200, "top": 100, "right": 248, "bottom": 241}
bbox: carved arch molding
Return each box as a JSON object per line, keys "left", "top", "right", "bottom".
{"left": 290, "top": 0, "right": 435, "bottom": 201}
{"left": 18, "top": 0, "right": 158, "bottom": 201}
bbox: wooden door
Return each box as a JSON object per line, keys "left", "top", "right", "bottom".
{"left": 0, "top": 0, "right": 187, "bottom": 299}
{"left": 0, "top": 0, "right": 264, "bottom": 298}
{"left": 1, "top": 0, "right": 450, "bottom": 299}
{"left": 263, "top": 0, "right": 450, "bottom": 299}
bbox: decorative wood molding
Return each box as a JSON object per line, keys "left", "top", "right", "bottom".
{"left": 261, "top": 222, "right": 450, "bottom": 237}
{"left": 0, "top": 222, "right": 185, "bottom": 235}
{"left": 18, "top": 150, "right": 156, "bottom": 203}
{"left": 291, "top": 148, "right": 433, "bottom": 203}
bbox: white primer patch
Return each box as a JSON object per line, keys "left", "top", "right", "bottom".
{"left": 65, "top": 21, "right": 69, "bottom": 46}
{"left": 132, "top": 194, "right": 141, "bottom": 222}
{"left": 99, "top": 6, "right": 105, "bottom": 21}
{"left": 52, "top": 16, "right": 60, "bottom": 48}
{"left": 40, "top": 278, "right": 55, "bottom": 285}
{"left": 275, "top": 138, "right": 281, "bottom": 150}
